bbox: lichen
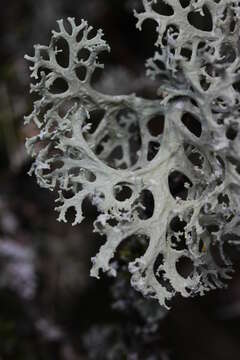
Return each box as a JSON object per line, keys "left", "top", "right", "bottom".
{"left": 25, "top": 1, "right": 240, "bottom": 308}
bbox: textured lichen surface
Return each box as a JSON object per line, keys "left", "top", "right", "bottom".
{"left": 25, "top": 1, "right": 240, "bottom": 308}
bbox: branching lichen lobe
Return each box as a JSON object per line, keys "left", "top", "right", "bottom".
{"left": 25, "top": 1, "right": 240, "bottom": 308}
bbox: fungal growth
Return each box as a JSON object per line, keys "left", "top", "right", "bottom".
{"left": 25, "top": 1, "right": 240, "bottom": 308}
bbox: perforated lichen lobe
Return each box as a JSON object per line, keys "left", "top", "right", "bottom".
{"left": 25, "top": 2, "right": 240, "bottom": 308}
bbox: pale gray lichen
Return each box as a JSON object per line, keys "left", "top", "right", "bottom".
{"left": 25, "top": 1, "right": 240, "bottom": 308}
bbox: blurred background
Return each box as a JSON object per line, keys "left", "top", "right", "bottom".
{"left": 0, "top": 0, "right": 240, "bottom": 359}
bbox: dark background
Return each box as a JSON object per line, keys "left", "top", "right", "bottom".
{"left": 0, "top": 1, "right": 240, "bottom": 359}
